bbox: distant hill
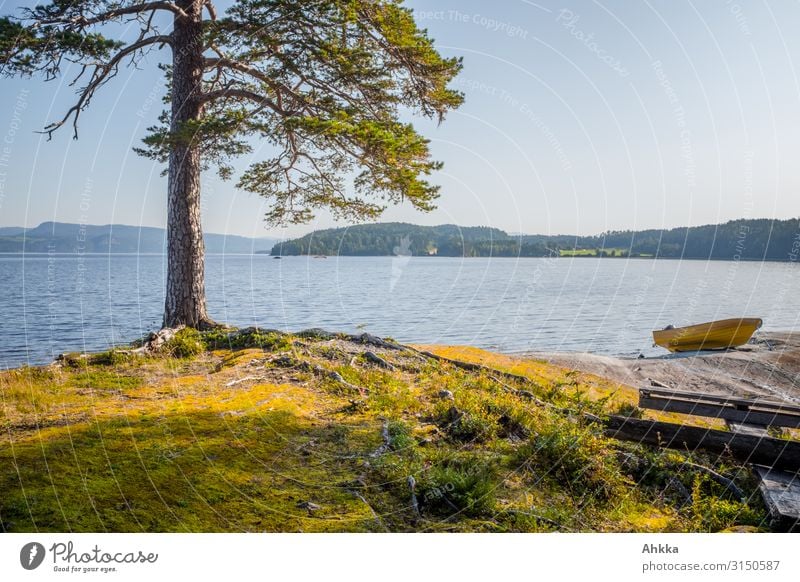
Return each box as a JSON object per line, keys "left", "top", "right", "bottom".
{"left": 0, "top": 222, "right": 279, "bottom": 254}
{"left": 270, "top": 218, "right": 800, "bottom": 261}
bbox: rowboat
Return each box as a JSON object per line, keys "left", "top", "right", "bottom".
{"left": 652, "top": 318, "right": 762, "bottom": 352}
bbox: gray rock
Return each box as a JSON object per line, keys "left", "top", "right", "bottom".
{"left": 297, "top": 500, "right": 322, "bottom": 512}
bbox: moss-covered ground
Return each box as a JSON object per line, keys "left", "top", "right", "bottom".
{"left": 0, "top": 329, "right": 769, "bottom": 532}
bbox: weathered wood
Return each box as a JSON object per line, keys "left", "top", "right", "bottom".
{"left": 754, "top": 466, "right": 800, "bottom": 532}
{"left": 638, "top": 389, "right": 800, "bottom": 429}
{"left": 641, "top": 387, "right": 800, "bottom": 413}
{"left": 599, "top": 415, "right": 800, "bottom": 472}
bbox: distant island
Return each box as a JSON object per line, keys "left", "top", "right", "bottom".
{"left": 0, "top": 222, "right": 278, "bottom": 254}
{"left": 268, "top": 218, "right": 800, "bottom": 261}
{"left": 4, "top": 218, "right": 799, "bottom": 261}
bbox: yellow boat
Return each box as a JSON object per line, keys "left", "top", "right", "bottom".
{"left": 652, "top": 318, "right": 762, "bottom": 352}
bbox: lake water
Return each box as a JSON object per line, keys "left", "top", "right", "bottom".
{"left": 1, "top": 253, "right": 799, "bottom": 367}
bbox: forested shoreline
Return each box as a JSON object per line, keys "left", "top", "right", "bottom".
{"left": 270, "top": 218, "right": 800, "bottom": 261}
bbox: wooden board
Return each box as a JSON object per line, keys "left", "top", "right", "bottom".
{"left": 599, "top": 415, "right": 800, "bottom": 472}
{"left": 641, "top": 386, "right": 800, "bottom": 412}
{"left": 638, "top": 388, "right": 800, "bottom": 429}
{"left": 754, "top": 466, "right": 800, "bottom": 532}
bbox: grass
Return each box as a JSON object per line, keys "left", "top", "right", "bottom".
{"left": 0, "top": 332, "right": 770, "bottom": 532}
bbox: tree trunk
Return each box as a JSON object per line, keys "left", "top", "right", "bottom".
{"left": 163, "top": 0, "right": 213, "bottom": 329}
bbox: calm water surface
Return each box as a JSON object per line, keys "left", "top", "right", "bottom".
{"left": 1, "top": 254, "right": 799, "bottom": 367}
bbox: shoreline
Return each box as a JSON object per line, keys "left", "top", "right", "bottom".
{"left": 4, "top": 331, "right": 800, "bottom": 405}
{"left": 3, "top": 252, "right": 800, "bottom": 264}
{"left": 524, "top": 331, "right": 800, "bottom": 404}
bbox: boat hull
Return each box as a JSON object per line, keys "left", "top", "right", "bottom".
{"left": 652, "top": 318, "right": 762, "bottom": 352}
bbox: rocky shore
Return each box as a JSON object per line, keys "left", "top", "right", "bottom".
{"left": 527, "top": 332, "right": 800, "bottom": 404}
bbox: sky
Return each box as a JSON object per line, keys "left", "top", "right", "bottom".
{"left": 0, "top": 0, "right": 799, "bottom": 238}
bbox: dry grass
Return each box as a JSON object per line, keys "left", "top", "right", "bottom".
{"left": 0, "top": 334, "right": 767, "bottom": 532}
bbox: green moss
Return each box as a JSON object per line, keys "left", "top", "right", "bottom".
{"left": 202, "top": 328, "right": 291, "bottom": 352}
{"left": 0, "top": 340, "right": 770, "bottom": 533}
{"left": 87, "top": 349, "right": 136, "bottom": 366}
{"left": 69, "top": 370, "right": 143, "bottom": 392}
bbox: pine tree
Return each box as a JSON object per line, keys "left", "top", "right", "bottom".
{"left": 0, "top": 0, "right": 462, "bottom": 327}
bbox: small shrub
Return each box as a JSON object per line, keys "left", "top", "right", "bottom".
{"left": 88, "top": 349, "right": 133, "bottom": 366}
{"left": 517, "top": 415, "right": 626, "bottom": 500}
{"left": 387, "top": 420, "right": 414, "bottom": 452}
{"left": 164, "top": 328, "right": 205, "bottom": 358}
{"left": 447, "top": 411, "right": 495, "bottom": 443}
{"left": 417, "top": 458, "right": 496, "bottom": 517}
{"left": 689, "top": 476, "right": 764, "bottom": 531}
{"left": 202, "top": 327, "right": 291, "bottom": 351}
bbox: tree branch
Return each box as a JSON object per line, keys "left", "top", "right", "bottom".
{"left": 37, "top": 2, "right": 189, "bottom": 27}
{"left": 204, "top": 1, "right": 218, "bottom": 21}
{"left": 199, "top": 87, "right": 282, "bottom": 115}
{"left": 40, "top": 35, "right": 173, "bottom": 140}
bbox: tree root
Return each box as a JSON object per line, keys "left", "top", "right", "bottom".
{"left": 224, "top": 376, "right": 266, "bottom": 387}
{"left": 369, "top": 420, "right": 391, "bottom": 458}
{"left": 683, "top": 462, "right": 746, "bottom": 502}
{"left": 350, "top": 489, "right": 388, "bottom": 532}
{"left": 346, "top": 332, "right": 404, "bottom": 350}
{"left": 363, "top": 351, "right": 395, "bottom": 370}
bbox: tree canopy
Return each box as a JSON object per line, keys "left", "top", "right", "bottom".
{"left": 0, "top": 0, "right": 463, "bottom": 225}
{"left": 1, "top": 0, "right": 464, "bottom": 327}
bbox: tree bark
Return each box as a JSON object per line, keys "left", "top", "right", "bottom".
{"left": 163, "top": 0, "right": 213, "bottom": 328}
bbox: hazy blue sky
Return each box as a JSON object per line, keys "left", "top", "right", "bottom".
{"left": 1, "top": 0, "right": 799, "bottom": 237}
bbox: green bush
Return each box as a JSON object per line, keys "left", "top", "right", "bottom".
{"left": 689, "top": 475, "right": 764, "bottom": 531}
{"left": 164, "top": 328, "right": 205, "bottom": 358}
{"left": 417, "top": 458, "right": 496, "bottom": 517}
{"left": 517, "top": 415, "right": 625, "bottom": 500}
{"left": 202, "top": 328, "right": 291, "bottom": 351}
{"left": 387, "top": 420, "right": 415, "bottom": 452}
{"left": 88, "top": 349, "right": 133, "bottom": 366}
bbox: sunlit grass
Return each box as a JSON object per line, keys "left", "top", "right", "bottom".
{"left": 0, "top": 334, "right": 767, "bottom": 532}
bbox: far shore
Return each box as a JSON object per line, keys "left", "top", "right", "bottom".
{"left": 3, "top": 251, "right": 800, "bottom": 264}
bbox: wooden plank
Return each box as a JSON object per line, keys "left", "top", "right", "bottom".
{"left": 641, "top": 387, "right": 800, "bottom": 414}
{"left": 754, "top": 466, "right": 800, "bottom": 532}
{"left": 599, "top": 415, "right": 800, "bottom": 472}
{"left": 639, "top": 394, "right": 800, "bottom": 428}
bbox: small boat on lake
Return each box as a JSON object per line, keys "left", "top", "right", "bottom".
{"left": 652, "top": 318, "right": 762, "bottom": 352}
